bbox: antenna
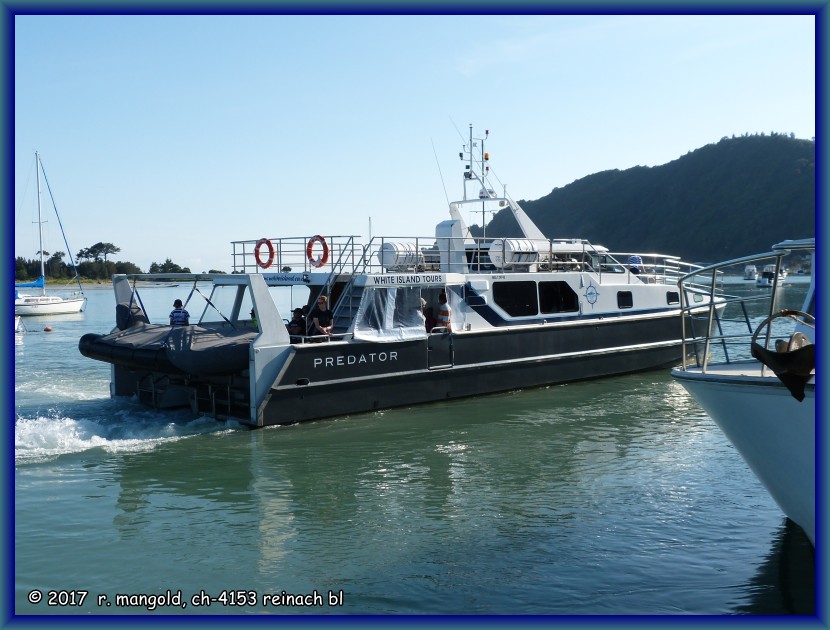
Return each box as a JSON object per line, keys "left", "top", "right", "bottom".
{"left": 431, "top": 137, "right": 451, "bottom": 207}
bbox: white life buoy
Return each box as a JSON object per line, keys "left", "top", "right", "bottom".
{"left": 255, "top": 238, "right": 275, "bottom": 269}
{"left": 306, "top": 235, "right": 329, "bottom": 268}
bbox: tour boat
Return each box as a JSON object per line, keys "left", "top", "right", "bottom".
{"left": 80, "top": 127, "right": 719, "bottom": 428}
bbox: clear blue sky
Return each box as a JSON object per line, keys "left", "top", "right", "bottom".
{"left": 13, "top": 13, "right": 816, "bottom": 274}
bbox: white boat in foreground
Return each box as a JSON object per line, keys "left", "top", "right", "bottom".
{"left": 672, "top": 239, "right": 815, "bottom": 545}
{"left": 79, "top": 127, "right": 721, "bottom": 428}
{"left": 14, "top": 152, "right": 87, "bottom": 316}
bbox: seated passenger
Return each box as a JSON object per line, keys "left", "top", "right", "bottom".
{"left": 627, "top": 255, "right": 644, "bottom": 275}
{"left": 309, "top": 296, "right": 333, "bottom": 337}
{"left": 169, "top": 299, "right": 190, "bottom": 326}
{"left": 286, "top": 308, "right": 306, "bottom": 341}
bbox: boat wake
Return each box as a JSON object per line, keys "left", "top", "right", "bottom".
{"left": 14, "top": 402, "right": 243, "bottom": 465}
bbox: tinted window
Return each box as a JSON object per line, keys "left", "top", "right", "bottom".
{"left": 540, "top": 281, "right": 579, "bottom": 313}
{"left": 493, "top": 281, "right": 538, "bottom": 316}
{"left": 666, "top": 291, "right": 680, "bottom": 305}
{"left": 617, "top": 291, "right": 633, "bottom": 309}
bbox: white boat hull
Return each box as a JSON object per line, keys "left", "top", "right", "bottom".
{"left": 673, "top": 363, "right": 815, "bottom": 545}
{"left": 15, "top": 295, "right": 87, "bottom": 316}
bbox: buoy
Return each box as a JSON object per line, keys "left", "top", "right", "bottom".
{"left": 43, "top": 326, "right": 53, "bottom": 332}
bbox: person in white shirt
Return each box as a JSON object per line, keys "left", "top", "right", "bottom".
{"left": 437, "top": 291, "right": 452, "bottom": 332}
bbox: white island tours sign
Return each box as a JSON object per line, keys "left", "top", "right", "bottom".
{"left": 365, "top": 273, "right": 446, "bottom": 287}
{"left": 259, "top": 272, "right": 448, "bottom": 287}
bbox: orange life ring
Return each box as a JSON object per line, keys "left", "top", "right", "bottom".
{"left": 306, "top": 235, "right": 329, "bottom": 268}
{"left": 254, "top": 238, "right": 275, "bottom": 269}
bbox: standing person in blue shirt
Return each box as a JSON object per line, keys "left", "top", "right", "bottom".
{"left": 169, "top": 299, "right": 190, "bottom": 326}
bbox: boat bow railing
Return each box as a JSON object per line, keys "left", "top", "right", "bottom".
{"left": 676, "top": 248, "right": 806, "bottom": 372}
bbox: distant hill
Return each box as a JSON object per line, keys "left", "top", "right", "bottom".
{"left": 479, "top": 134, "right": 815, "bottom": 263}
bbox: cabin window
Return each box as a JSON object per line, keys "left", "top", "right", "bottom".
{"left": 353, "top": 286, "right": 428, "bottom": 341}
{"left": 666, "top": 291, "right": 680, "bottom": 305}
{"left": 592, "top": 254, "right": 625, "bottom": 273}
{"left": 493, "top": 281, "right": 538, "bottom": 317}
{"left": 617, "top": 291, "right": 634, "bottom": 309}
{"left": 539, "top": 281, "right": 579, "bottom": 313}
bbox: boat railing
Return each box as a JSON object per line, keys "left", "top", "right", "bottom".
{"left": 604, "top": 252, "right": 709, "bottom": 288}
{"left": 231, "top": 234, "right": 700, "bottom": 284}
{"left": 231, "top": 235, "right": 366, "bottom": 274}
{"left": 676, "top": 249, "right": 796, "bottom": 372}
{"left": 290, "top": 332, "right": 352, "bottom": 344}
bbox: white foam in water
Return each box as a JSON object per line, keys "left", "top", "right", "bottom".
{"left": 14, "top": 412, "right": 242, "bottom": 465}
{"left": 15, "top": 378, "right": 109, "bottom": 401}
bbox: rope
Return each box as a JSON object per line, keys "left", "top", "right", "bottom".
{"left": 39, "top": 157, "right": 84, "bottom": 294}
{"left": 192, "top": 284, "right": 236, "bottom": 330}
{"left": 183, "top": 281, "right": 197, "bottom": 310}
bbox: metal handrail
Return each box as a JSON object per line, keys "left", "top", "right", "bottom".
{"left": 231, "top": 234, "right": 701, "bottom": 286}
{"left": 676, "top": 249, "right": 791, "bottom": 372}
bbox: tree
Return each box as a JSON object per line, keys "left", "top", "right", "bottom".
{"left": 99, "top": 242, "right": 120, "bottom": 263}
{"left": 15, "top": 257, "right": 30, "bottom": 281}
{"left": 85, "top": 242, "right": 121, "bottom": 263}
{"left": 87, "top": 243, "right": 104, "bottom": 261}
{"left": 114, "top": 261, "right": 143, "bottom": 274}
{"left": 46, "top": 251, "right": 66, "bottom": 277}
{"left": 149, "top": 258, "right": 191, "bottom": 273}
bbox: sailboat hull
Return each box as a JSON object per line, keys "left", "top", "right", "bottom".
{"left": 15, "top": 295, "right": 87, "bottom": 315}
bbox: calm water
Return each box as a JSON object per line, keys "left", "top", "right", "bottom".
{"left": 12, "top": 281, "right": 815, "bottom": 617}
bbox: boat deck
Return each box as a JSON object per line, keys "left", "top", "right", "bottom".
{"left": 675, "top": 359, "right": 815, "bottom": 387}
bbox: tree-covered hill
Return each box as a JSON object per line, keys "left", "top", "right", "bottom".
{"left": 481, "top": 133, "right": 814, "bottom": 263}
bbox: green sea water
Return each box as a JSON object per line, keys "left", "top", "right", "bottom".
{"left": 12, "top": 283, "right": 815, "bottom": 618}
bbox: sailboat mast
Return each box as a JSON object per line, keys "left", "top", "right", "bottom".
{"left": 35, "top": 151, "right": 46, "bottom": 295}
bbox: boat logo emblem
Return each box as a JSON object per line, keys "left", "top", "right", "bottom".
{"left": 584, "top": 282, "right": 599, "bottom": 307}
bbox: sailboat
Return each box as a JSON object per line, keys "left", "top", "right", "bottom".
{"left": 14, "top": 152, "right": 87, "bottom": 316}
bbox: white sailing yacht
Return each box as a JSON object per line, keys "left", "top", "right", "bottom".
{"left": 14, "top": 152, "right": 87, "bottom": 316}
